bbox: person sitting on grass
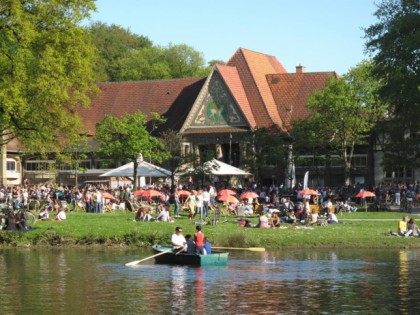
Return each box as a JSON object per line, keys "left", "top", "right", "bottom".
{"left": 406, "top": 218, "right": 420, "bottom": 237}
{"left": 327, "top": 212, "right": 339, "bottom": 224}
{"left": 281, "top": 210, "right": 297, "bottom": 224}
{"left": 38, "top": 206, "right": 50, "bottom": 221}
{"left": 155, "top": 207, "right": 171, "bottom": 222}
{"left": 243, "top": 200, "right": 253, "bottom": 215}
{"left": 310, "top": 209, "right": 319, "bottom": 225}
{"left": 54, "top": 208, "right": 66, "bottom": 221}
{"left": 271, "top": 212, "right": 281, "bottom": 228}
{"left": 258, "top": 213, "right": 270, "bottom": 228}
{"left": 398, "top": 216, "right": 412, "bottom": 237}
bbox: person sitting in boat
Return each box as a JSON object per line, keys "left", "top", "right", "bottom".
{"left": 171, "top": 226, "right": 187, "bottom": 251}
{"left": 185, "top": 234, "right": 196, "bottom": 254}
{"left": 194, "top": 225, "right": 205, "bottom": 255}
{"left": 203, "top": 237, "right": 211, "bottom": 255}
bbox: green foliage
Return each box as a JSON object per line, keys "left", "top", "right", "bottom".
{"left": 87, "top": 23, "right": 211, "bottom": 82}
{"left": 94, "top": 111, "right": 168, "bottom": 190}
{"left": 364, "top": 0, "right": 420, "bottom": 173}
{"left": 240, "top": 128, "right": 288, "bottom": 182}
{"left": 0, "top": 0, "right": 98, "bottom": 152}
{"left": 159, "top": 129, "right": 184, "bottom": 191}
{"left": 292, "top": 62, "right": 386, "bottom": 184}
{"left": 88, "top": 22, "right": 153, "bottom": 82}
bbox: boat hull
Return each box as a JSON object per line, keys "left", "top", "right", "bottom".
{"left": 152, "top": 245, "right": 228, "bottom": 266}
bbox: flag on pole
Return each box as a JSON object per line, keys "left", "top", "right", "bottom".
{"left": 303, "top": 171, "right": 309, "bottom": 189}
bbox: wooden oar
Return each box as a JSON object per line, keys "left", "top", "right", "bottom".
{"left": 212, "top": 247, "right": 265, "bottom": 252}
{"left": 125, "top": 251, "right": 169, "bottom": 266}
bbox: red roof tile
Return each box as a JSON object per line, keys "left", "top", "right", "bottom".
{"left": 227, "top": 48, "right": 287, "bottom": 131}
{"left": 216, "top": 64, "right": 256, "bottom": 129}
{"left": 267, "top": 72, "right": 337, "bottom": 130}
{"left": 77, "top": 78, "right": 206, "bottom": 135}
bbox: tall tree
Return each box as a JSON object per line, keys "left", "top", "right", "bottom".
{"left": 365, "top": 0, "right": 420, "bottom": 177}
{"left": 0, "top": 0, "right": 97, "bottom": 152}
{"left": 159, "top": 129, "right": 183, "bottom": 193}
{"left": 293, "top": 62, "right": 386, "bottom": 185}
{"left": 88, "top": 22, "right": 152, "bottom": 82}
{"left": 94, "top": 111, "right": 168, "bottom": 191}
{"left": 240, "top": 128, "right": 288, "bottom": 185}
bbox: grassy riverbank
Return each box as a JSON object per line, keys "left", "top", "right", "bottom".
{"left": 1, "top": 210, "right": 420, "bottom": 249}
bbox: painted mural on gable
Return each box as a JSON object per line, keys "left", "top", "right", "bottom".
{"left": 191, "top": 72, "right": 247, "bottom": 127}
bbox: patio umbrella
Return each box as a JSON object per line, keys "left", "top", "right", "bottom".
{"left": 298, "top": 188, "right": 319, "bottom": 196}
{"left": 218, "top": 194, "right": 239, "bottom": 203}
{"left": 217, "top": 189, "right": 236, "bottom": 197}
{"left": 355, "top": 191, "right": 376, "bottom": 198}
{"left": 239, "top": 191, "right": 259, "bottom": 200}
{"left": 177, "top": 190, "right": 191, "bottom": 198}
{"left": 354, "top": 191, "right": 376, "bottom": 212}
{"left": 102, "top": 192, "right": 116, "bottom": 201}
{"left": 137, "top": 189, "right": 162, "bottom": 198}
{"left": 133, "top": 190, "right": 145, "bottom": 197}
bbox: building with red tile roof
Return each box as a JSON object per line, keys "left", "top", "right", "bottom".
{"left": 16, "top": 47, "right": 378, "bottom": 187}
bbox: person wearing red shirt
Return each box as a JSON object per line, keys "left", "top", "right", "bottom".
{"left": 194, "top": 225, "right": 205, "bottom": 255}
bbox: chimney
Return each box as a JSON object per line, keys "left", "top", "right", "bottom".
{"left": 296, "top": 64, "right": 306, "bottom": 73}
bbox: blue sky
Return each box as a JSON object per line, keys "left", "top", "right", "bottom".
{"left": 89, "top": 0, "right": 379, "bottom": 75}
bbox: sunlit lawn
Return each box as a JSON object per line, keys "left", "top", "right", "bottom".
{"left": 2, "top": 209, "right": 420, "bottom": 248}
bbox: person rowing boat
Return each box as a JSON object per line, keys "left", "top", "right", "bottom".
{"left": 171, "top": 226, "right": 187, "bottom": 252}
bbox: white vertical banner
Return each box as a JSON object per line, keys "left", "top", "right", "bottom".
{"left": 303, "top": 171, "right": 309, "bottom": 189}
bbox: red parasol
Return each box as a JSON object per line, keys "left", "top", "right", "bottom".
{"left": 355, "top": 191, "right": 376, "bottom": 212}
{"left": 298, "top": 188, "right": 319, "bottom": 196}
{"left": 102, "top": 192, "right": 116, "bottom": 200}
{"left": 133, "top": 190, "right": 145, "bottom": 197}
{"left": 355, "top": 191, "right": 376, "bottom": 198}
{"left": 218, "top": 194, "right": 239, "bottom": 203}
{"left": 177, "top": 190, "right": 191, "bottom": 198}
{"left": 217, "top": 189, "right": 236, "bottom": 197}
{"left": 135, "top": 189, "right": 162, "bottom": 198}
{"left": 239, "top": 191, "right": 259, "bottom": 200}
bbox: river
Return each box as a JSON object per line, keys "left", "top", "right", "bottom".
{"left": 0, "top": 247, "right": 419, "bottom": 314}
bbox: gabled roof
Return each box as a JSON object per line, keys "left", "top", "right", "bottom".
{"left": 267, "top": 72, "right": 337, "bottom": 130}
{"left": 216, "top": 64, "right": 256, "bottom": 129}
{"left": 226, "top": 48, "right": 287, "bottom": 131}
{"left": 78, "top": 78, "right": 206, "bottom": 135}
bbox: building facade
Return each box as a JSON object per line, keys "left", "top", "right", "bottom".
{"left": 6, "top": 48, "right": 414, "bottom": 187}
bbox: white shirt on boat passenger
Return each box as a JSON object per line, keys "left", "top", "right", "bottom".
{"left": 171, "top": 232, "right": 186, "bottom": 249}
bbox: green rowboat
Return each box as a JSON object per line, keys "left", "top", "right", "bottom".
{"left": 151, "top": 245, "right": 229, "bottom": 266}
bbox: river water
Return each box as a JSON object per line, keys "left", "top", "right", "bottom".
{"left": 0, "top": 247, "right": 419, "bottom": 315}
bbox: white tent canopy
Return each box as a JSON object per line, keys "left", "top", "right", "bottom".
{"left": 202, "top": 159, "right": 251, "bottom": 176}
{"left": 100, "top": 161, "right": 172, "bottom": 178}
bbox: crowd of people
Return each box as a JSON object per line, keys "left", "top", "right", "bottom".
{"left": 0, "top": 178, "right": 419, "bottom": 233}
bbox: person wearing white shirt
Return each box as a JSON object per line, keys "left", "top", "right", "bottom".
{"left": 156, "top": 208, "right": 170, "bottom": 222}
{"left": 195, "top": 190, "right": 204, "bottom": 220}
{"left": 55, "top": 209, "right": 66, "bottom": 221}
{"left": 202, "top": 189, "right": 210, "bottom": 217}
{"left": 171, "top": 226, "right": 187, "bottom": 251}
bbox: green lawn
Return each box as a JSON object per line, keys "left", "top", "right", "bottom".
{"left": 1, "top": 210, "right": 419, "bottom": 249}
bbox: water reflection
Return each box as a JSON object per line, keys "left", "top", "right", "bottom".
{"left": 1, "top": 248, "right": 420, "bottom": 314}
